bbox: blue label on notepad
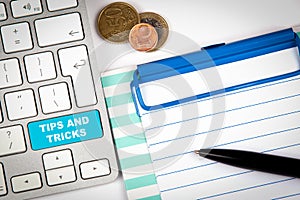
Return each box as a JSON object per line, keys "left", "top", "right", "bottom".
{"left": 28, "top": 110, "right": 103, "bottom": 150}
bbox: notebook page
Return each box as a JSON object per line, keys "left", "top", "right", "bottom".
{"left": 136, "top": 49, "right": 300, "bottom": 199}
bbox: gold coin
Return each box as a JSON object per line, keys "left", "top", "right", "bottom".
{"left": 97, "top": 2, "right": 140, "bottom": 43}
{"left": 129, "top": 23, "right": 158, "bottom": 52}
{"left": 139, "top": 12, "right": 169, "bottom": 50}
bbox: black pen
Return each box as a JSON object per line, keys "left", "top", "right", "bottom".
{"left": 194, "top": 148, "right": 300, "bottom": 178}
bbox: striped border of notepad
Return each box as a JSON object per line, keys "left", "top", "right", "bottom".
{"left": 101, "top": 66, "right": 161, "bottom": 200}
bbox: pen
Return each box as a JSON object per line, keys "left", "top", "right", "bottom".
{"left": 194, "top": 148, "right": 300, "bottom": 178}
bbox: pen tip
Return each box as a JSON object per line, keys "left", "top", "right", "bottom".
{"left": 194, "top": 150, "right": 200, "bottom": 154}
{"left": 194, "top": 149, "right": 211, "bottom": 157}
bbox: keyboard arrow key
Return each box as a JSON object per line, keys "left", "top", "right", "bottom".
{"left": 80, "top": 159, "right": 110, "bottom": 179}
{"left": 45, "top": 166, "right": 76, "bottom": 186}
{"left": 73, "top": 59, "right": 86, "bottom": 69}
{"left": 11, "top": 172, "right": 41, "bottom": 193}
{"left": 69, "top": 30, "right": 79, "bottom": 36}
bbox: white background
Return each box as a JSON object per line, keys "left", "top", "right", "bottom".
{"left": 36, "top": 0, "right": 300, "bottom": 199}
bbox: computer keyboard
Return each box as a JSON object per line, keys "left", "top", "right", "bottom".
{"left": 0, "top": 0, "right": 119, "bottom": 199}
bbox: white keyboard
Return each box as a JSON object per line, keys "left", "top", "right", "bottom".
{"left": 0, "top": 1, "right": 118, "bottom": 199}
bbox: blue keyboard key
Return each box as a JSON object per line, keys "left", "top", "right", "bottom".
{"left": 28, "top": 110, "right": 103, "bottom": 150}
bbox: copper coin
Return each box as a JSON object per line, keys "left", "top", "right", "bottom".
{"left": 139, "top": 12, "right": 169, "bottom": 50}
{"left": 97, "top": 2, "right": 140, "bottom": 43}
{"left": 129, "top": 23, "right": 158, "bottom": 52}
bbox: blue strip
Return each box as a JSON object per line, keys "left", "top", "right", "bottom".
{"left": 134, "top": 70, "right": 300, "bottom": 112}
{"left": 131, "top": 29, "right": 300, "bottom": 112}
{"left": 137, "top": 29, "right": 295, "bottom": 78}
{"left": 140, "top": 76, "right": 300, "bottom": 116}
{"left": 139, "top": 41, "right": 296, "bottom": 83}
{"left": 296, "top": 31, "right": 300, "bottom": 54}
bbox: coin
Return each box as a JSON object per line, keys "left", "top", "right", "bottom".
{"left": 129, "top": 23, "right": 158, "bottom": 52}
{"left": 139, "top": 12, "right": 169, "bottom": 50}
{"left": 97, "top": 2, "right": 140, "bottom": 43}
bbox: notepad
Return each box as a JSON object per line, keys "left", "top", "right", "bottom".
{"left": 101, "top": 67, "right": 161, "bottom": 200}
{"left": 131, "top": 28, "right": 300, "bottom": 199}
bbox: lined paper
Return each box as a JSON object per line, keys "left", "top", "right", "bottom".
{"left": 135, "top": 48, "right": 300, "bottom": 199}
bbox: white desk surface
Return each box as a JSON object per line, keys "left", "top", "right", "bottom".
{"left": 35, "top": 0, "right": 300, "bottom": 199}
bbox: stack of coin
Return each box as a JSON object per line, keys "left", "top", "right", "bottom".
{"left": 97, "top": 2, "right": 169, "bottom": 52}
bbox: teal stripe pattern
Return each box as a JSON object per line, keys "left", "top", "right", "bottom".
{"left": 102, "top": 71, "right": 135, "bottom": 87}
{"left": 120, "top": 154, "right": 152, "bottom": 170}
{"left": 115, "top": 133, "right": 146, "bottom": 149}
{"left": 125, "top": 174, "right": 158, "bottom": 191}
{"left": 105, "top": 93, "right": 133, "bottom": 108}
{"left": 110, "top": 113, "right": 141, "bottom": 128}
{"left": 101, "top": 68, "right": 161, "bottom": 200}
{"left": 297, "top": 32, "right": 300, "bottom": 38}
{"left": 137, "top": 195, "right": 162, "bottom": 200}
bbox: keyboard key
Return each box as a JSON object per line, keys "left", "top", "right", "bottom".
{"left": 24, "top": 52, "right": 56, "bottom": 83}
{"left": 46, "top": 166, "right": 76, "bottom": 186}
{"left": 0, "top": 163, "right": 7, "bottom": 196}
{"left": 28, "top": 110, "right": 103, "bottom": 150}
{"left": 80, "top": 159, "right": 111, "bottom": 180}
{"left": 39, "top": 83, "right": 71, "bottom": 114}
{"left": 0, "top": 3, "right": 7, "bottom": 21}
{"left": 0, "top": 125, "right": 26, "bottom": 157}
{"left": 5, "top": 90, "right": 37, "bottom": 121}
{"left": 1, "top": 22, "right": 33, "bottom": 53}
{"left": 11, "top": 172, "right": 42, "bottom": 193}
{"left": 0, "top": 58, "right": 22, "bottom": 89}
{"left": 59, "top": 45, "right": 97, "bottom": 107}
{"left": 43, "top": 149, "right": 73, "bottom": 170}
{"left": 11, "top": 0, "right": 42, "bottom": 18}
{"left": 46, "top": 0, "right": 78, "bottom": 11}
{"left": 35, "top": 13, "right": 84, "bottom": 47}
